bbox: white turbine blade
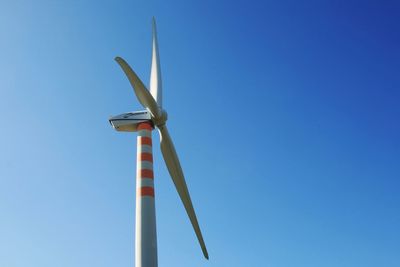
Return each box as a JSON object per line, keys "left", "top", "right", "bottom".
{"left": 158, "top": 124, "right": 209, "bottom": 259}
{"left": 115, "top": 56, "right": 161, "bottom": 118}
{"left": 150, "top": 17, "right": 162, "bottom": 107}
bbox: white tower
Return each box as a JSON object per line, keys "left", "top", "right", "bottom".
{"left": 135, "top": 122, "right": 157, "bottom": 267}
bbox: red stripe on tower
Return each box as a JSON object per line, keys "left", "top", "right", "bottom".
{"left": 139, "top": 152, "right": 153, "bottom": 162}
{"left": 139, "top": 136, "right": 152, "bottom": 146}
{"left": 140, "top": 186, "right": 155, "bottom": 197}
{"left": 139, "top": 169, "right": 154, "bottom": 179}
{"left": 137, "top": 122, "right": 153, "bottom": 131}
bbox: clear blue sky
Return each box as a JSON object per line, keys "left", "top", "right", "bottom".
{"left": 1, "top": 1, "right": 399, "bottom": 266}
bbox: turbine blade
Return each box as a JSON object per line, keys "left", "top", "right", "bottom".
{"left": 158, "top": 124, "right": 209, "bottom": 259}
{"left": 115, "top": 56, "right": 160, "bottom": 118}
{"left": 150, "top": 17, "right": 162, "bottom": 107}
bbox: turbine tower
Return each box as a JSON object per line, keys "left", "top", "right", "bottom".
{"left": 109, "top": 18, "right": 208, "bottom": 267}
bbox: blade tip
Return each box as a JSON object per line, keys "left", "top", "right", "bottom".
{"left": 203, "top": 249, "right": 209, "bottom": 260}
{"left": 115, "top": 56, "right": 128, "bottom": 67}
{"left": 152, "top": 17, "right": 157, "bottom": 35}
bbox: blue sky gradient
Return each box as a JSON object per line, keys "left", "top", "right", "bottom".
{"left": 1, "top": 1, "right": 399, "bottom": 266}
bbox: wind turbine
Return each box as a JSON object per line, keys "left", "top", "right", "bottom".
{"left": 109, "top": 18, "right": 208, "bottom": 267}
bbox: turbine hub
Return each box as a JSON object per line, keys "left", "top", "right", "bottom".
{"left": 153, "top": 109, "right": 167, "bottom": 127}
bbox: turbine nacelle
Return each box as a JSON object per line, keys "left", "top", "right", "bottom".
{"left": 109, "top": 108, "right": 167, "bottom": 132}
{"left": 109, "top": 110, "right": 151, "bottom": 132}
